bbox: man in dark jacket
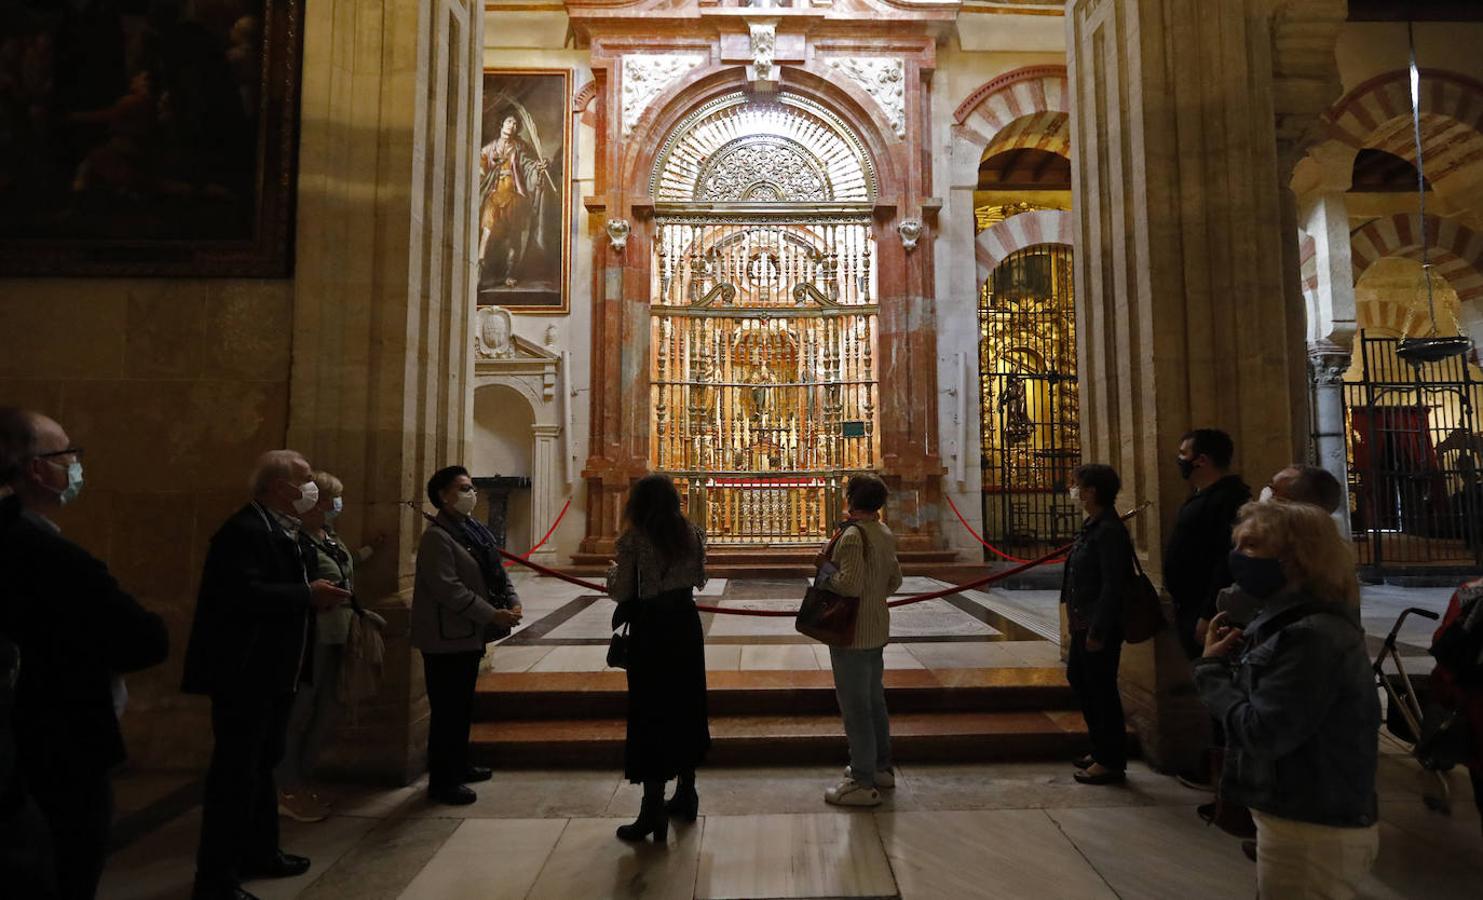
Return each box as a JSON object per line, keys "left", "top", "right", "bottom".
{"left": 1163, "top": 429, "right": 1251, "bottom": 659}
{"left": 182, "top": 450, "right": 349, "bottom": 900}
{"left": 0, "top": 408, "right": 170, "bottom": 899}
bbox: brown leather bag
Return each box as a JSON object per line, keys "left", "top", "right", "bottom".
{"left": 1122, "top": 551, "right": 1166, "bottom": 644}
{"left": 795, "top": 523, "right": 864, "bottom": 646}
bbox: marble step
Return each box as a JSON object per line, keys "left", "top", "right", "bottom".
{"left": 469, "top": 710, "right": 1099, "bottom": 767}
{"left": 474, "top": 668, "right": 1077, "bottom": 720}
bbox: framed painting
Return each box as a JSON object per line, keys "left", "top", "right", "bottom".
{"left": 479, "top": 68, "right": 570, "bottom": 313}
{"left": 0, "top": 0, "right": 303, "bottom": 277}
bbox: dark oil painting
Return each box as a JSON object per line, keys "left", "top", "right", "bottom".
{"left": 0, "top": 0, "right": 302, "bottom": 276}
{"left": 479, "top": 69, "right": 569, "bottom": 312}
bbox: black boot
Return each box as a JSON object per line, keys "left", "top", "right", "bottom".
{"left": 665, "top": 770, "right": 699, "bottom": 822}
{"left": 616, "top": 781, "right": 669, "bottom": 843}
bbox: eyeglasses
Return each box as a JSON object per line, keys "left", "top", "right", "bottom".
{"left": 37, "top": 447, "right": 84, "bottom": 460}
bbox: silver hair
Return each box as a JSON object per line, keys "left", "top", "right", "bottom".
{"left": 249, "top": 450, "right": 309, "bottom": 497}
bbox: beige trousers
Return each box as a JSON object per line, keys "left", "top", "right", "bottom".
{"left": 1252, "top": 810, "right": 1379, "bottom": 900}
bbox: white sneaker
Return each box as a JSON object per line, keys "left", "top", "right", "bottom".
{"left": 845, "top": 766, "right": 895, "bottom": 789}
{"left": 825, "top": 779, "right": 882, "bottom": 807}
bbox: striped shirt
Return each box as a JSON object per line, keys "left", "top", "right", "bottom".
{"left": 821, "top": 519, "right": 903, "bottom": 650}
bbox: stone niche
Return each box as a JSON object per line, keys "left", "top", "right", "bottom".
{"left": 471, "top": 305, "right": 566, "bottom": 564}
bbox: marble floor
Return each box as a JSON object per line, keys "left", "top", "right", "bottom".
{"left": 489, "top": 574, "right": 1060, "bottom": 675}
{"left": 100, "top": 744, "right": 1482, "bottom": 900}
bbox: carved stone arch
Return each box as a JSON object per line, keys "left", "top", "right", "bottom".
{"left": 1305, "top": 69, "right": 1483, "bottom": 194}
{"left": 649, "top": 91, "right": 876, "bottom": 203}
{"left": 1350, "top": 214, "right": 1483, "bottom": 304}
{"left": 955, "top": 66, "right": 1068, "bottom": 142}
{"left": 974, "top": 209, "right": 1074, "bottom": 284}
{"left": 622, "top": 64, "right": 906, "bottom": 210}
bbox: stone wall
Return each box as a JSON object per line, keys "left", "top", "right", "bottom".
{"left": 0, "top": 277, "right": 293, "bottom": 768}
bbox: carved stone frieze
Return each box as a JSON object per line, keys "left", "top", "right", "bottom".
{"left": 748, "top": 20, "right": 777, "bottom": 90}
{"left": 822, "top": 56, "right": 906, "bottom": 138}
{"left": 694, "top": 138, "right": 830, "bottom": 202}
{"left": 621, "top": 53, "right": 707, "bottom": 135}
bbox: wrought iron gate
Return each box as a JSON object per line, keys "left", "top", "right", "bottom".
{"left": 1344, "top": 332, "right": 1483, "bottom": 573}
{"left": 978, "top": 245, "right": 1081, "bottom": 556}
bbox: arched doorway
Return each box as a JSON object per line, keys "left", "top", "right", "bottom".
{"left": 978, "top": 243, "right": 1079, "bottom": 550}
{"left": 646, "top": 92, "right": 880, "bottom": 545}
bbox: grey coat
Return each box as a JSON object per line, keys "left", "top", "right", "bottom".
{"left": 411, "top": 512, "right": 517, "bottom": 654}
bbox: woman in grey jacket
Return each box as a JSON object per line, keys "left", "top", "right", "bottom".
{"left": 1195, "top": 501, "right": 1378, "bottom": 899}
{"left": 412, "top": 466, "right": 522, "bottom": 805}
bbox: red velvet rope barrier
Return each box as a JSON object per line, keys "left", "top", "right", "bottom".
{"left": 501, "top": 498, "right": 572, "bottom": 567}
{"left": 418, "top": 503, "right": 1143, "bottom": 617}
{"left": 943, "top": 492, "right": 1065, "bottom": 564}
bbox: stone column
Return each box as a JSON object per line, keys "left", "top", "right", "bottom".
{"left": 1308, "top": 348, "right": 1353, "bottom": 535}
{"left": 287, "top": 0, "right": 482, "bottom": 783}
{"left": 1068, "top": 0, "right": 1308, "bottom": 770}
{"left": 530, "top": 423, "right": 564, "bottom": 565}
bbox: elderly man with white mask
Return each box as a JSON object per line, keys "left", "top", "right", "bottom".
{"left": 182, "top": 450, "right": 351, "bottom": 900}
{"left": 0, "top": 407, "right": 169, "bottom": 900}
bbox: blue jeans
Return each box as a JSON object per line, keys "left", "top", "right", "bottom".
{"left": 829, "top": 646, "right": 892, "bottom": 787}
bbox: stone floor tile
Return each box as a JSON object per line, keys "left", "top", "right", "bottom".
{"left": 605, "top": 766, "right": 911, "bottom": 818}
{"left": 525, "top": 817, "right": 703, "bottom": 900}
{"left": 695, "top": 813, "right": 897, "bottom": 899}
{"left": 704, "top": 644, "right": 742, "bottom": 670}
{"left": 402, "top": 769, "right": 622, "bottom": 820}
{"left": 1045, "top": 805, "right": 1255, "bottom": 899}
{"left": 488, "top": 645, "right": 556, "bottom": 673}
{"left": 890, "top": 761, "right": 1163, "bottom": 812}
{"left": 529, "top": 645, "right": 616, "bottom": 672}
{"left": 297, "top": 817, "right": 462, "bottom": 900}
{"left": 740, "top": 644, "right": 821, "bottom": 670}
{"left": 878, "top": 809, "right": 1116, "bottom": 899}
{"left": 397, "top": 818, "right": 566, "bottom": 900}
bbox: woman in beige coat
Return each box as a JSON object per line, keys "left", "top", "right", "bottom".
{"left": 814, "top": 473, "right": 903, "bottom": 807}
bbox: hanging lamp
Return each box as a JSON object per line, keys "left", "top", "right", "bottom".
{"left": 1396, "top": 22, "right": 1474, "bottom": 365}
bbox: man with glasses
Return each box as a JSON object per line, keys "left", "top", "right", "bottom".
{"left": 0, "top": 408, "right": 169, "bottom": 899}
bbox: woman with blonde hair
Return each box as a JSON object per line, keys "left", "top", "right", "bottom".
{"left": 1195, "top": 500, "right": 1378, "bottom": 899}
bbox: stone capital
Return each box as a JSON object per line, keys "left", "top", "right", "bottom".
{"left": 1307, "top": 346, "right": 1350, "bottom": 386}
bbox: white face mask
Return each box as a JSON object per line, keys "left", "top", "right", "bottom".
{"left": 1068, "top": 486, "right": 1081, "bottom": 503}
{"left": 451, "top": 489, "right": 478, "bottom": 515}
{"left": 1258, "top": 485, "right": 1275, "bottom": 504}
{"left": 43, "top": 459, "right": 84, "bottom": 505}
{"left": 291, "top": 480, "right": 320, "bottom": 515}
{"left": 326, "top": 496, "right": 344, "bottom": 520}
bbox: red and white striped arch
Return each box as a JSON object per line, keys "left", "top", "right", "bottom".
{"left": 1310, "top": 69, "right": 1483, "bottom": 192}
{"left": 975, "top": 209, "right": 1075, "bottom": 284}
{"left": 1350, "top": 214, "right": 1483, "bottom": 304}
{"left": 954, "top": 65, "right": 1071, "bottom": 159}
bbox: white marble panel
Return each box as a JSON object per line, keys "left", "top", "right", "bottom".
{"left": 740, "top": 645, "right": 821, "bottom": 670}
{"left": 879, "top": 809, "right": 1115, "bottom": 899}
{"left": 397, "top": 819, "right": 565, "bottom": 900}
{"left": 1046, "top": 806, "right": 1255, "bottom": 899}
{"left": 526, "top": 816, "right": 703, "bottom": 900}
{"left": 695, "top": 813, "right": 897, "bottom": 899}
{"left": 529, "top": 645, "right": 618, "bottom": 672}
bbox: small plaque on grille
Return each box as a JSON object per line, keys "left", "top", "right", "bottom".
{"left": 841, "top": 421, "right": 866, "bottom": 438}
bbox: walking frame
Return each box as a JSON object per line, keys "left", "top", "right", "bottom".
{"left": 1373, "top": 606, "right": 1451, "bottom": 814}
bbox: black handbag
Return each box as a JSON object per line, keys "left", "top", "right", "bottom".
{"left": 1122, "top": 552, "right": 1165, "bottom": 644}
{"left": 795, "top": 523, "right": 864, "bottom": 647}
{"left": 607, "top": 567, "right": 637, "bottom": 669}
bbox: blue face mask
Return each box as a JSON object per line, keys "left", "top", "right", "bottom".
{"left": 1228, "top": 550, "right": 1286, "bottom": 599}
{"left": 44, "top": 460, "right": 84, "bottom": 506}
{"left": 327, "top": 496, "right": 344, "bottom": 521}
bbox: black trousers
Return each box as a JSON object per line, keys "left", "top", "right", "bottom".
{"left": 423, "top": 650, "right": 483, "bottom": 790}
{"left": 29, "top": 768, "right": 111, "bottom": 900}
{"left": 1067, "top": 630, "right": 1127, "bottom": 771}
{"left": 195, "top": 692, "right": 295, "bottom": 890}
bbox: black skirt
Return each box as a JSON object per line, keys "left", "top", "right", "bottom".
{"left": 623, "top": 587, "right": 711, "bottom": 783}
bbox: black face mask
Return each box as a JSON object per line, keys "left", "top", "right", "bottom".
{"left": 1176, "top": 456, "right": 1196, "bottom": 480}
{"left": 1228, "top": 550, "right": 1286, "bottom": 599}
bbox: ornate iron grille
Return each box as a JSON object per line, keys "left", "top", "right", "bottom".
{"left": 978, "top": 245, "right": 1081, "bottom": 555}
{"left": 651, "top": 214, "right": 879, "bottom": 545}
{"left": 1344, "top": 332, "right": 1483, "bottom": 573}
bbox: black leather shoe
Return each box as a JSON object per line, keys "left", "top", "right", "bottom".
{"left": 1073, "top": 768, "right": 1127, "bottom": 786}
{"left": 1073, "top": 754, "right": 1095, "bottom": 770}
{"left": 459, "top": 766, "right": 493, "bottom": 784}
{"left": 240, "top": 851, "right": 311, "bottom": 880}
{"left": 429, "top": 784, "right": 478, "bottom": 806}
